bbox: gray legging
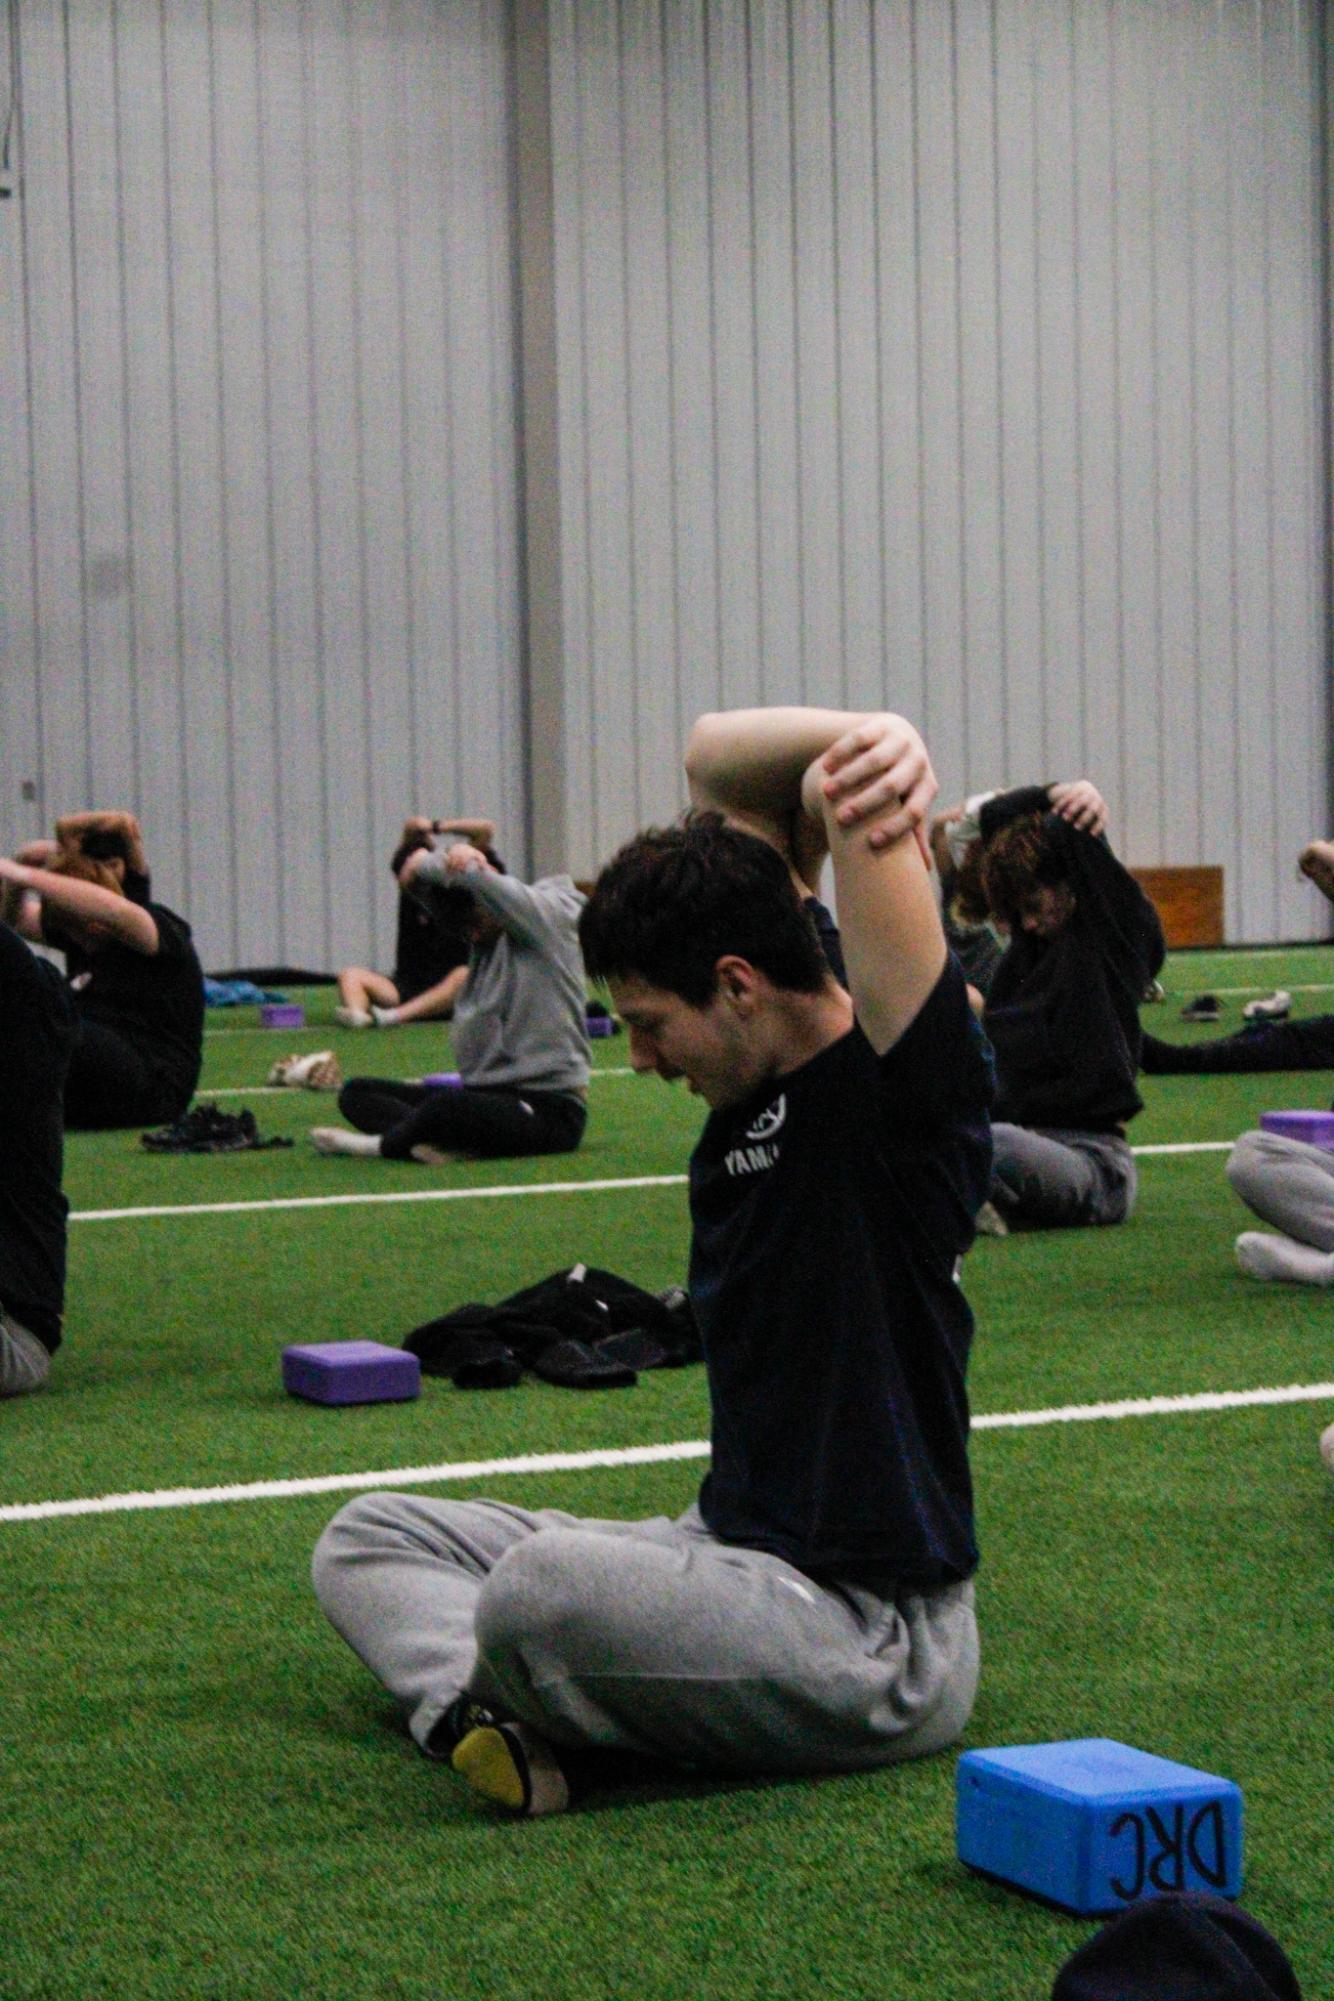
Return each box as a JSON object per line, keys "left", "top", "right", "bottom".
{"left": 990, "top": 1124, "right": 1137, "bottom": 1229}
{"left": 311, "top": 1493, "right": 978, "bottom": 1778}
{"left": 1227, "top": 1129, "right": 1334, "bottom": 1250}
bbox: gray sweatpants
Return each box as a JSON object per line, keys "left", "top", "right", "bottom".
{"left": 311, "top": 1493, "right": 978, "bottom": 1776}
{"left": 0, "top": 1312, "right": 51, "bottom": 1398}
{"left": 990, "top": 1124, "right": 1137, "bottom": 1229}
{"left": 1227, "top": 1129, "right": 1334, "bottom": 1250}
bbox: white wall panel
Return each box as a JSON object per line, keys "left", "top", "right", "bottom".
{"left": 2, "top": 0, "right": 523, "bottom": 971}
{"left": 548, "top": 0, "right": 1328, "bottom": 941}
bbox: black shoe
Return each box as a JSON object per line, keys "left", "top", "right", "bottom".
{"left": 141, "top": 1104, "right": 294, "bottom": 1153}
{"left": 1179, "top": 995, "right": 1221, "bottom": 1023}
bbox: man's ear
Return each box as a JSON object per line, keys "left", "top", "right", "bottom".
{"left": 714, "top": 955, "right": 761, "bottom": 1012}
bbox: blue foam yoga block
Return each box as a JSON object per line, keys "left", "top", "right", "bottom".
{"left": 282, "top": 1341, "right": 420, "bottom": 1406}
{"left": 956, "top": 1739, "right": 1243, "bottom": 1915}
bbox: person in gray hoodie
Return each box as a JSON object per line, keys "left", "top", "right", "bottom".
{"left": 311, "top": 834, "right": 589, "bottom": 1163}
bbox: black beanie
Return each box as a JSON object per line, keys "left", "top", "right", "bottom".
{"left": 1051, "top": 1893, "right": 1302, "bottom": 2001}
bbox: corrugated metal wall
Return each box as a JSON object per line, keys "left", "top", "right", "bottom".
{"left": 547, "top": 0, "right": 1330, "bottom": 943}
{"left": 0, "top": 0, "right": 524, "bottom": 971}
{"left": 3, "top": 0, "right": 1329, "bottom": 958}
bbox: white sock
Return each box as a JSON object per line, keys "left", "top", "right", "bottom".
{"left": 1320, "top": 1421, "right": 1334, "bottom": 1477}
{"left": 1235, "top": 1231, "right": 1334, "bottom": 1286}
{"left": 370, "top": 1005, "right": 401, "bottom": 1028}
{"left": 334, "top": 1005, "right": 373, "bottom": 1029}
{"left": 310, "top": 1127, "right": 382, "bottom": 1158}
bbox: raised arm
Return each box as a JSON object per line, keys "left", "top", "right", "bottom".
{"left": 686, "top": 709, "right": 944, "bottom": 1054}
{"left": 0, "top": 859, "right": 160, "bottom": 954}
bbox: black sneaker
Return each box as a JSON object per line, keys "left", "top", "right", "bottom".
{"left": 1180, "top": 995, "right": 1221, "bottom": 1023}
{"left": 451, "top": 1718, "right": 571, "bottom": 1817}
{"left": 141, "top": 1104, "right": 291, "bottom": 1152}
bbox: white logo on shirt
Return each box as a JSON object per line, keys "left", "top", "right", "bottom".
{"left": 744, "top": 1095, "right": 786, "bottom": 1143}
{"left": 724, "top": 1093, "right": 786, "bottom": 1178}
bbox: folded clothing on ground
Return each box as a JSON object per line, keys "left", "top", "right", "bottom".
{"left": 402, "top": 1264, "right": 700, "bottom": 1390}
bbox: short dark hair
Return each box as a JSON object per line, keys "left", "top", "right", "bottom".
{"left": 980, "top": 812, "right": 1069, "bottom": 928}
{"left": 579, "top": 811, "right": 829, "bottom": 1006}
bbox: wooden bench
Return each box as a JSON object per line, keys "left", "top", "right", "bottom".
{"left": 1130, "top": 865, "right": 1224, "bottom": 948}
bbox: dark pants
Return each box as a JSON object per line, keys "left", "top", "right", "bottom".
{"left": 0, "top": 923, "right": 74, "bottom": 1353}
{"left": 1141, "top": 1017, "right": 1334, "bottom": 1076}
{"left": 64, "top": 1021, "right": 187, "bottom": 1130}
{"left": 338, "top": 1077, "right": 587, "bottom": 1160}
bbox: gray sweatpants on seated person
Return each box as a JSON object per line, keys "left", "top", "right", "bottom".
{"left": 1227, "top": 1128, "right": 1334, "bottom": 1251}
{"left": 990, "top": 1124, "right": 1137, "bottom": 1230}
{"left": 0, "top": 1311, "right": 52, "bottom": 1398}
{"left": 311, "top": 1493, "right": 978, "bottom": 1775}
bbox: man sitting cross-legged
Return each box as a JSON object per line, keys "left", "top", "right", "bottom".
{"left": 310, "top": 708, "right": 994, "bottom": 1816}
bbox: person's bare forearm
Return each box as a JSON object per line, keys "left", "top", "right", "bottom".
{"left": 432, "top": 816, "right": 497, "bottom": 849}
{"left": 686, "top": 709, "right": 865, "bottom": 822}
{"left": 392, "top": 965, "right": 468, "bottom": 1024}
{"left": 0, "top": 862, "right": 158, "bottom": 953}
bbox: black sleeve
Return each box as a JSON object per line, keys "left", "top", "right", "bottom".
{"left": 148, "top": 904, "right": 195, "bottom": 962}
{"left": 1045, "top": 818, "right": 1166, "bottom": 993}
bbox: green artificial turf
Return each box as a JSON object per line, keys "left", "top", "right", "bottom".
{"left": 2, "top": 954, "right": 1333, "bottom": 1999}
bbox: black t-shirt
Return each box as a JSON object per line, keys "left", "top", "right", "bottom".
{"left": 687, "top": 955, "right": 994, "bottom": 1588}
{"left": 63, "top": 902, "right": 205, "bottom": 1105}
{"left": 0, "top": 926, "right": 75, "bottom": 1352}
{"left": 392, "top": 894, "right": 470, "bottom": 1004}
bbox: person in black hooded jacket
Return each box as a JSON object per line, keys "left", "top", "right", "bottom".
{"left": 969, "top": 782, "right": 1165, "bottom": 1231}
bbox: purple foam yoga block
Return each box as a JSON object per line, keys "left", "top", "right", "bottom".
{"left": 260, "top": 1002, "right": 306, "bottom": 1030}
{"left": 282, "top": 1341, "right": 420, "bottom": 1406}
{"left": 421, "top": 1071, "right": 464, "bottom": 1089}
{"left": 587, "top": 1015, "right": 617, "bottom": 1039}
{"left": 957, "top": 1739, "right": 1243, "bottom": 1916}
{"left": 1259, "top": 1110, "right": 1334, "bottom": 1150}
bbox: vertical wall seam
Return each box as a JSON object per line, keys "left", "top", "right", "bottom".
{"left": 59, "top": 1, "right": 94, "bottom": 800}
{"left": 908, "top": 0, "right": 929, "bottom": 736}
{"left": 342, "top": 0, "right": 377, "bottom": 964}
{"left": 205, "top": 0, "right": 240, "bottom": 963}
{"left": 786, "top": 0, "right": 806, "bottom": 691}
{"left": 1067, "top": 0, "right": 1087, "bottom": 778}
{"left": 297, "top": 0, "right": 333, "bottom": 964}
{"left": 157, "top": 0, "right": 193, "bottom": 905}
{"left": 614, "top": 0, "right": 642, "bottom": 827}
{"left": 948, "top": 0, "right": 967, "bottom": 776}
{"left": 989, "top": 0, "right": 1008, "bottom": 778}
{"left": 828, "top": 0, "right": 848, "bottom": 704}
{"left": 251, "top": 0, "right": 286, "bottom": 954}
{"left": 109, "top": 0, "right": 143, "bottom": 822}
{"left": 744, "top": 0, "right": 766, "bottom": 701}
{"left": 12, "top": 1, "right": 48, "bottom": 820}
{"left": 1147, "top": 0, "right": 1165, "bottom": 861}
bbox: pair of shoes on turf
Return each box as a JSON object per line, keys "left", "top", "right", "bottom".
{"left": 1242, "top": 989, "right": 1291, "bottom": 1023}
{"left": 267, "top": 1049, "right": 342, "bottom": 1090}
{"left": 432, "top": 1697, "right": 570, "bottom": 1817}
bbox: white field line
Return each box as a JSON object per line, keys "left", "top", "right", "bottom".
{"left": 66, "top": 1138, "right": 1237, "bottom": 1226}
{"left": 3, "top": 1381, "right": 1332, "bottom": 1525}
{"left": 69, "top": 1173, "right": 690, "bottom": 1225}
